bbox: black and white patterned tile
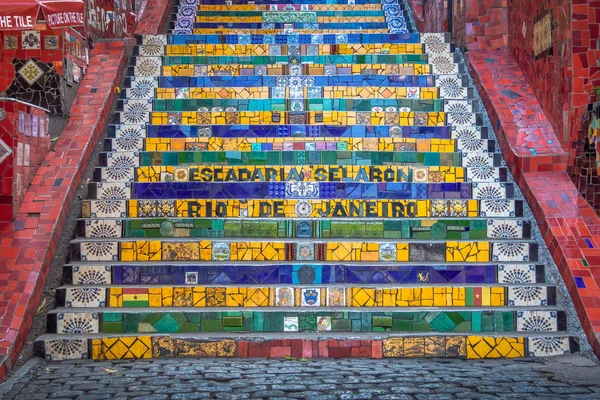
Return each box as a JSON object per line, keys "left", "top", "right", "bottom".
{"left": 435, "top": 75, "right": 468, "bottom": 99}
{"left": 104, "top": 153, "right": 140, "bottom": 168}
{"left": 429, "top": 53, "right": 458, "bottom": 75}
{"left": 508, "top": 286, "right": 549, "bottom": 306}
{"left": 421, "top": 33, "right": 451, "bottom": 53}
{"left": 98, "top": 167, "right": 136, "bottom": 183}
{"left": 479, "top": 199, "right": 518, "bottom": 217}
{"left": 83, "top": 200, "right": 127, "bottom": 218}
{"left": 43, "top": 339, "right": 88, "bottom": 361}
{"left": 517, "top": 311, "right": 557, "bottom": 332}
{"left": 64, "top": 287, "right": 107, "bottom": 308}
{"left": 56, "top": 312, "right": 99, "bottom": 334}
{"left": 527, "top": 336, "right": 572, "bottom": 357}
{"left": 492, "top": 242, "right": 534, "bottom": 262}
{"left": 487, "top": 220, "right": 524, "bottom": 239}
{"left": 498, "top": 264, "right": 539, "bottom": 284}
{"left": 72, "top": 265, "right": 112, "bottom": 285}
{"left": 79, "top": 241, "right": 120, "bottom": 262}
{"left": 134, "top": 57, "right": 163, "bottom": 76}
{"left": 93, "top": 183, "right": 132, "bottom": 200}
{"left": 84, "top": 220, "right": 122, "bottom": 238}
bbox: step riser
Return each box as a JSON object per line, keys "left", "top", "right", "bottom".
{"left": 81, "top": 198, "right": 524, "bottom": 219}
{"left": 109, "top": 124, "right": 483, "bottom": 139}
{"left": 34, "top": 335, "right": 581, "bottom": 361}
{"left": 117, "top": 99, "right": 476, "bottom": 113}
{"left": 142, "top": 33, "right": 448, "bottom": 47}
{"left": 77, "top": 218, "right": 532, "bottom": 240}
{"left": 70, "top": 240, "right": 540, "bottom": 264}
{"left": 88, "top": 182, "right": 514, "bottom": 202}
{"left": 95, "top": 165, "right": 502, "bottom": 184}
{"left": 47, "top": 310, "right": 567, "bottom": 334}
{"left": 63, "top": 264, "right": 546, "bottom": 286}
{"left": 55, "top": 284, "right": 556, "bottom": 309}
{"left": 135, "top": 43, "right": 454, "bottom": 56}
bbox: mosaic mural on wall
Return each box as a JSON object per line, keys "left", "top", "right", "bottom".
{"left": 5, "top": 58, "right": 63, "bottom": 115}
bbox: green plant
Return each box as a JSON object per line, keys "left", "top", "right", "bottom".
{"left": 592, "top": 86, "right": 600, "bottom": 97}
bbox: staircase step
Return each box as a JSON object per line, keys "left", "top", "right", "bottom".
{"left": 109, "top": 124, "right": 485, "bottom": 140}
{"left": 98, "top": 150, "right": 474, "bottom": 167}
{"left": 87, "top": 181, "right": 515, "bottom": 201}
{"left": 62, "top": 264, "right": 547, "bottom": 286}
{"left": 93, "top": 165, "right": 503, "bottom": 184}
{"left": 131, "top": 73, "right": 463, "bottom": 89}
{"left": 53, "top": 284, "right": 556, "bottom": 309}
{"left": 32, "top": 332, "right": 580, "bottom": 361}
{"left": 81, "top": 198, "right": 524, "bottom": 219}
{"left": 117, "top": 98, "right": 476, "bottom": 113}
{"left": 46, "top": 308, "right": 566, "bottom": 334}
{"left": 129, "top": 54, "right": 463, "bottom": 75}
{"left": 136, "top": 43, "right": 438, "bottom": 57}
{"left": 69, "top": 239, "right": 540, "bottom": 264}
{"left": 138, "top": 32, "right": 449, "bottom": 46}
{"left": 75, "top": 217, "right": 532, "bottom": 240}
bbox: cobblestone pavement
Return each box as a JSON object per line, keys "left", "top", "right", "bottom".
{"left": 1, "top": 355, "right": 599, "bottom": 400}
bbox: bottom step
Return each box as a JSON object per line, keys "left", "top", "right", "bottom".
{"left": 35, "top": 333, "right": 579, "bottom": 361}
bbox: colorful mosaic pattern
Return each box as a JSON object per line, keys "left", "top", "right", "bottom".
{"left": 33, "top": 0, "right": 581, "bottom": 362}
{"left": 52, "top": 309, "right": 555, "bottom": 334}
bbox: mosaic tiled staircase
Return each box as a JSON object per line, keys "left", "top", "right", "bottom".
{"left": 34, "top": 0, "right": 581, "bottom": 361}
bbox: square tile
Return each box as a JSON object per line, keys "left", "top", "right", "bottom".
{"left": 3, "top": 35, "right": 18, "bottom": 49}
{"left": 296, "top": 242, "right": 315, "bottom": 261}
{"left": 65, "top": 287, "right": 106, "bottom": 307}
{"left": 276, "top": 287, "right": 294, "bottom": 306}
{"left": 508, "top": 286, "right": 548, "bottom": 306}
{"left": 316, "top": 316, "right": 331, "bottom": 331}
{"left": 72, "top": 265, "right": 112, "bottom": 285}
{"left": 301, "top": 288, "right": 320, "bottom": 307}
{"left": 517, "top": 311, "right": 557, "bottom": 332}
{"left": 497, "top": 265, "right": 536, "bottom": 284}
{"left": 44, "top": 35, "right": 60, "bottom": 49}
{"left": 528, "top": 337, "right": 570, "bottom": 357}
{"left": 57, "top": 312, "right": 99, "bottom": 334}
{"left": 44, "top": 339, "right": 88, "bottom": 361}
{"left": 284, "top": 317, "right": 299, "bottom": 332}
{"left": 327, "top": 287, "right": 345, "bottom": 306}
{"left": 21, "top": 30, "right": 40, "bottom": 49}
{"left": 186, "top": 272, "right": 198, "bottom": 285}
{"left": 379, "top": 243, "right": 397, "bottom": 261}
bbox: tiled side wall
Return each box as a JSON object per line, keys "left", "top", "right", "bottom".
{"left": 0, "top": 0, "right": 172, "bottom": 380}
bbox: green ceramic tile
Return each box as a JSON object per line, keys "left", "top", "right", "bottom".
{"left": 201, "top": 320, "right": 222, "bottom": 332}
{"left": 253, "top": 312, "right": 264, "bottom": 331}
{"left": 103, "top": 312, "right": 122, "bottom": 322}
{"left": 331, "top": 319, "right": 351, "bottom": 332}
{"left": 223, "top": 316, "right": 243, "bottom": 327}
{"left": 373, "top": 316, "right": 393, "bottom": 328}
{"left": 103, "top": 322, "right": 123, "bottom": 334}
{"left": 264, "top": 312, "right": 284, "bottom": 332}
{"left": 392, "top": 320, "right": 413, "bottom": 332}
